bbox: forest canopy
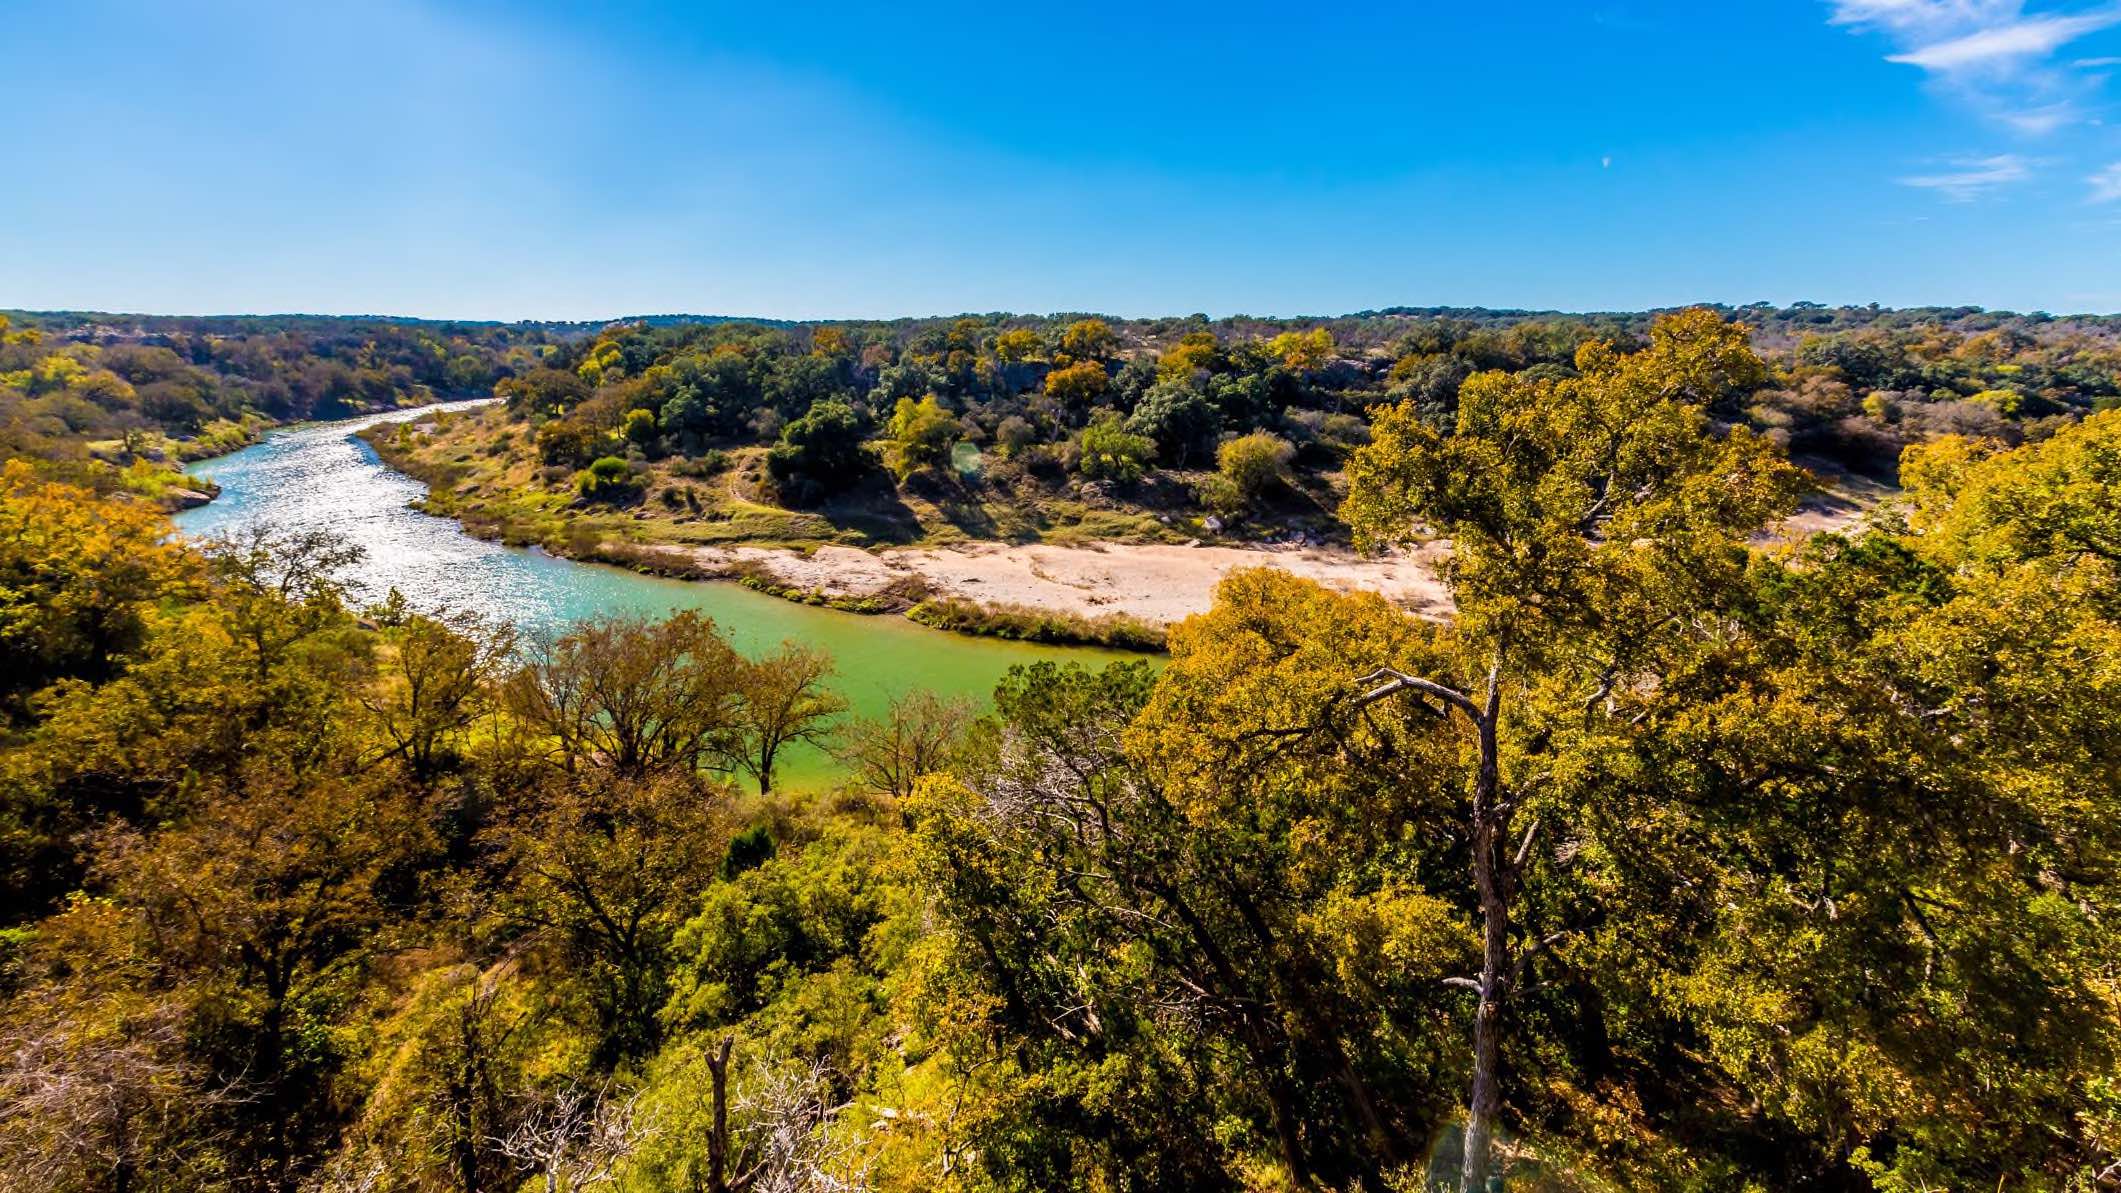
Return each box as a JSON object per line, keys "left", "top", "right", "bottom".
{"left": 2, "top": 308, "right": 2120, "bottom": 1190}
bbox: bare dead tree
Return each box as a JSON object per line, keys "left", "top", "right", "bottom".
{"left": 0, "top": 999, "right": 240, "bottom": 1193}
{"left": 699, "top": 1038, "right": 872, "bottom": 1193}
{"left": 301, "top": 1154, "right": 388, "bottom": 1193}
{"left": 494, "top": 1080, "right": 647, "bottom": 1193}
{"left": 836, "top": 690, "right": 974, "bottom": 802}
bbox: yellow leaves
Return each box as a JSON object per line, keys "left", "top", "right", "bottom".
{"left": 1058, "top": 318, "right": 1116, "bottom": 362}
{"left": 576, "top": 338, "right": 624, "bottom": 386}
{"left": 1901, "top": 407, "right": 2121, "bottom": 576}
{"left": 0, "top": 461, "right": 198, "bottom": 693}
{"left": 1342, "top": 310, "right": 1798, "bottom": 654}
{"left": 1266, "top": 327, "right": 1334, "bottom": 371}
{"left": 1301, "top": 880, "right": 1474, "bottom": 996}
{"left": 1157, "top": 330, "right": 1219, "bottom": 379}
{"left": 1632, "top": 306, "right": 1766, "bottom": 409}
{"left": 0, "top": 313, "right": 43, "bottom": 345}
{"left": 884, "top": 394, "right": 958, "bottom": 480}
{"left": 811, "top": 325, "right": 852, "bottom": 358}
{"left": 991, "top": 328, "right": 1041, "bottom": 363}
{"left": 1136, "top": 568, "right": 1458, "bottom": 823}
{"left": 1042, "top": 359, "right": 1109, "bottom": 406}
{"left": 1339, "top": 397, "right": 1450, "bottom": 555}
{"left": 1966, "top": 386, "right": 2023, "bottom": 415}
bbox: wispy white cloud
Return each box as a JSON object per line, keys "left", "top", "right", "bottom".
{"left": 1832, "top": 0, "right": 2018, "bottom": 38}
{"left": 2001, "top": 99, "right": 2078, "bottom": 128}
{"left": 1886, "top": 8, "right": 2121, "bottom": 69}
{"left": 1898, "top": 152, "right": 2034, "bottom": 197}
{"left": 2088, "top": 159, "right": 2121, "bottom": 198}
{"left": 1829, "top": 1, "right": 2120, "bottom": 132}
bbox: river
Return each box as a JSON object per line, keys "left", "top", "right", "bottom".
{"left": 174, "top": 401, "right": 1135, "bottom": 787}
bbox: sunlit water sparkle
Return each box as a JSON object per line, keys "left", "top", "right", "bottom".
{"left": 176, "top": 401, "right": 1131, "bottom": 785}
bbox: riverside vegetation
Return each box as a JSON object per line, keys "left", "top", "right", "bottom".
{"left": 2, "top": 309, "right": 2121, "bottom": 1190}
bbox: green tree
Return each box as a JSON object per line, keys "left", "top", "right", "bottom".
{"left": 1125, "top": 379, "right": 1220, "bottom": 467}
{"left": 1340, "top": 311, "right": 1800, "bottom": 1189}
{"left": 487, "top": 771, "right": 728, "bottom": 1068}
{"left": 765, "top": 398, "right": 871, "bottom": 504}
{"left": 1217, "top": 430, "right": 1295, "bottom": 507}
{"left": 884, "top": 394, "right": 958, "bottom": 480}
{"left": 1076, "top": 410, "right": 1154, "bottom": 484}
{"left": 502, "top": 611, "right": 745, "bottom": 779}
{"left": 836, "top": 689, "right": 973, "bottom": 802}
{"left": 114, "top": 766, "right": 426, "bottom": 1191}
{"left": 732, "top": 641, "right": 846, "bottom": 795}
{"left": 912, "top": 582, "right": 1473, "bottom": 1187}
{"left": 358, "top": 608, "right": 514, "bottom": 781}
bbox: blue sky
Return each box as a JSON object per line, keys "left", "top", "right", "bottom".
{"left": 5, "top": 0, "right": 2121, "bottom": 319}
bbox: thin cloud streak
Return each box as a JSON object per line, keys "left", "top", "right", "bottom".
{"left": 2088, "top": 159, "right": 2121, "bottom": 198}
{"left": 1886, "top": 9, "right": 2121, "bottom": 69}
{"left": 1898, "top": 152, "right": 2034, "bottom": 197}
{"left": 1829, "top": 0, "right": 2120, "bottom": 135}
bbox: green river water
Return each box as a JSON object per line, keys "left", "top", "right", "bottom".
{"left": 175, "top": 402, "right": 1136, "bottom": 787}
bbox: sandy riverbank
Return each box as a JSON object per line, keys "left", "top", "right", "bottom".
{"left": 683, "top": 539, "right": 1456, "bottom": 626}
{"left": 664, "top": 459, "right": 1884, "bottom": 629}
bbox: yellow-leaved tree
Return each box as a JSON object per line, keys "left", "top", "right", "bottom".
{"left": 1340, "top": 308, "right": 1799, "bottom": 1189}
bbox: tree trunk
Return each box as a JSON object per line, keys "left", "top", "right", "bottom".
{"left": 1260, "top": 1054, "right": 1310, "bottom": 1189}
{"left": 1460, "top": 677, "right": 1508, "bottom": 1193}
{"left": 706, "top": 1036, "right": 734, "bottom": 1193}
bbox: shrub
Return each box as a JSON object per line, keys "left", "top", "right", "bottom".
{"left": 995, "top": 415, "right": 1038, "bottom": 458}
{"left": 669, "top": 450, "right": 730, "bottom": 478}
{"left": 1077, "top": 411, "right": 1154, "bottom": 485}
{"left": 885, "top": 394, "right": 959, "bottom": 480}
{"left": 574, "top": 454, "right": 639, "bottom": 502}
{"left": 906, "top": 596, "right": 1164, "bottom": 651}
{"left": 1217, "top": 431, "right": 1295, "bottom": 506}
{"left": 623, "top": 407, "right": 658, "bottom": 447}
{"left": 766, "top": 399, "right": 872, "bottom": 505}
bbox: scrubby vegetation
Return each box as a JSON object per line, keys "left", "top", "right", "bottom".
{"left": 345, "top": 302, "right": 2121, "bottom": 571}
{"left": 905, "top": 594, "right": 1166, "bottom": 651}
{"left": 6, "top": 314, "right": 2121, "bottom": 1191}
{"left": 0, "top": 311, "right": 538, "bottom": 505}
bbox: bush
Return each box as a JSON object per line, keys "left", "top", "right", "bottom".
{"left": 1077, "top": 411, "right": 1154, "bottom": 485}
{"left": 669, "top": 450, "right": 730, "bottom": 478}
{"left": 1197, "top": 472, "right": 1245, "bottom": 517}
{"left": 623, "top": 407, "right": 658, "bottom": 447}
{"left": 884, "top": 394, "right": 958, "bottom": 480}
{"left": 1217, "top": 431, "right": 1294, "bottom": 506}
{"left": 766, "top": 399, "right": 872, "bottom": 505}
{"left": 995, "top": 415, "right": 1038, "bottom": 458}
{"left": 906, "top": 596, "right": 1165, "bottom": 651}
{"left": 574, "top": 454, "right": 639, "bottom": 502}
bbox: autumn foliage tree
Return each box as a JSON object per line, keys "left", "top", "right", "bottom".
{"left": 1339, "top": 309, "right": 1801, "bottom": 1189}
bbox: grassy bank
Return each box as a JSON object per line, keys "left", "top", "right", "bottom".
{"left": 906, "top": 595, "right": 1165, "bottom": 651}
{"left": 370, "top": 421, "right": 1169, "bottom": 651}
{"left": 361, "top": 404, "right": 1235, "bottom": 555}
